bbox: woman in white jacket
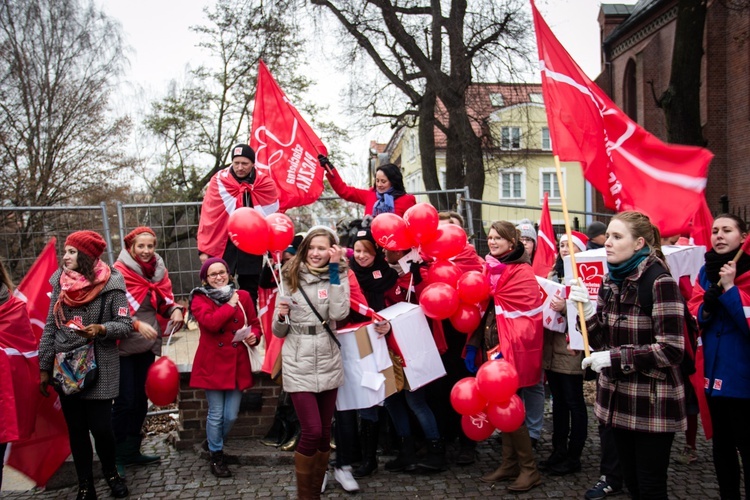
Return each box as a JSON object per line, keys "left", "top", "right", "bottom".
{"left": 273, "top": 226, "right": 349, "bottom": 499}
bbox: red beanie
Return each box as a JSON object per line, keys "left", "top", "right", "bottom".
{"left": 65, "top": 230, "right": 107, "bottom": 260}
{"left": 124, "top": 226, "right": 157, "bottom": 249}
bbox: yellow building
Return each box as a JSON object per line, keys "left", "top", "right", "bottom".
{"left": 385, "top": 83, "right": 587, "bottom": 231}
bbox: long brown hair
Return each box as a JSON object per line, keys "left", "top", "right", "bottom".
{"left": 612, "top": 211, "right": 665, "bottom": 262}
{"left": 489, "top": 220, "right": 519, "bottom": 251}
{"left": 282, "top": 228, "right": 342, "bottom": 292}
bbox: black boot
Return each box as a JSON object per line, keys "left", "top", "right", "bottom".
{"left": 76, "top": 477, "right": 97, "bottom": 500}
{"left": 279, "top": 420, "right": 300, "bottom": 452}
{"left": 385, "top": 436, "right": 416, "bottom": 472}
{"left": 104, "top": 470, "right": 128, "bottom": 498}
{"left": 456, "top": 435, "right": 476, "bottom": 466}
{"left": 260, "top": 413, "right": 288, "bottom": 447}
{"left": 353, "top": 419, "right": 379, "bottom": 478}
{"left": 210, "top": 450, "right": 232, "bottom": 478}
{"left": 416, "top": 439, "right": 446, "bottom": 472}
{"left": 549, "top": 442, "right": 583, "bottom": 476}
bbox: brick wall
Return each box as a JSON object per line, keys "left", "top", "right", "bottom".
{"left": 175, "top": 372, "right": 281, "bottom": 450}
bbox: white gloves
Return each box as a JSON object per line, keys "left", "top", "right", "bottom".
{"left": 581, "top": 351, "right": 612, "bottom": 373}
{"left": 568, "top": 278, "right": 596, "bottom": 320}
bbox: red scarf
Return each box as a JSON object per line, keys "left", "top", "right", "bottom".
{"left": 196, "top": 166, "right": 279, "bottom": 258}
{"left": 53, "top": 260, "right": 111, "bottom": 326}
{"left": 113, "top": 259, "right": 176, "bottom": 319}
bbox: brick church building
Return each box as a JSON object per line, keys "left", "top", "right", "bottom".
{"left": 595, "top": 0, "right": 750, "bottom": 218}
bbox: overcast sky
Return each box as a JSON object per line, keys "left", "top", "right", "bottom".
{"left": 101, "top": 0, "right": 637, "bottom": 164}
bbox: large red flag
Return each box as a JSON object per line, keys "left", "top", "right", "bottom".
{"left": 531, "top": 1, "right": 713, "bottom": 237}
{"left": 13, "top": 238, "right": 58, "bottom": 340}
{"left": 251, "top": 60, "right": 327, "bottom": 211}
{"left": 7, "top": 239, "right": 71, "bottom": 487}
{"left": 533, "top": 192, "right": 557, "bottom": 277}
{"left": 689, "top": 197, "right": 713, "bottom": 248}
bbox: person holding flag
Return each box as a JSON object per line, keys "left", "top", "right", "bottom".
{"left": 197, "top": 144, "right": 280, "bottom": 304}
{"left": 112, "top": 227, "right": 184, "bottom": 476}
{"left": 319, "top": 157, "right": 416, "bottom": 217}
{"left": 687, "top": 214, "right": 750, "bottom": 500}
{"left": 572, "top": 212, "right": 686, "bottom": 500}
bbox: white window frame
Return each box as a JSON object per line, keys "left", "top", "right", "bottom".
{"left": 541, "top": 127, "right": 552, "bottom": 151}
{"left": 500, "top": 126, "right": 522, "bottom": 150}
{"left": 499, "top": 169, "right": 526, "bottom": 203}
{"left": 539, "top": 167, "right": 565, "bottom": 204}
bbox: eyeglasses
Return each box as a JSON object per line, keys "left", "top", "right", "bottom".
{"left": 520, "top": 237, "right": 535, "bottom": 244}
{"left": 207, "top": 271, "right": 228, "bottom": 279}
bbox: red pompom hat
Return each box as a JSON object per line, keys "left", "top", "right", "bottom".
{"left": 65, "top": 230, "right": 107, "bottom": 260}
{"left": 124, "top": 226, "right": 157, "bottom": 249}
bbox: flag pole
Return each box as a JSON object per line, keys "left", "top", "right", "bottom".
{"left": 554, "top": 155, "right": 591, "bottom": 358}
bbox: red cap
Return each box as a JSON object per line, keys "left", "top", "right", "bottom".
{"left": 65, "top": 230, "right": 107, "bottom": 260}
{"left": 124, "top": 226, "right": 156, "bottom": 249}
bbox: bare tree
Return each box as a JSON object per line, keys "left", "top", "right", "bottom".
{"left": 310, "top": 0, "right": 532, "bottom": 228}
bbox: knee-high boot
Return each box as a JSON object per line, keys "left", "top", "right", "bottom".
{"left": 295, "top": 452, "right": 317, "bottom": 500}
{"left": 480, "top": 431, "right": 519, "bottom": 483}
{"left": 309, "top": 450, "right": 329, "bottom": 499}
{"left": 508, "top": 425, "right": 542, "bottom": 492}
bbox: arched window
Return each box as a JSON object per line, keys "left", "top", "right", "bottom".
{"left": 623, "top": 59, "right": 637, "bottom": 121}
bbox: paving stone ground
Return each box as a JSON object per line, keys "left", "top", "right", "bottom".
{"left": 4, "top": 402, "right": 737, "bottom": 500}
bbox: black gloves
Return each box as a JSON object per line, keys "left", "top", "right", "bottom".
{"left": 318, "top": 154, "right": 334, "bottom": 171}
{"left": 702, "top": 285, "right": 723, "bottom": 315}
{"left": 410, "top": 261, "right": 424, "bottom": 285}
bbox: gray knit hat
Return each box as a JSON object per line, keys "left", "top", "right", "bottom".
{"left": 516, "top": 219, "right": 537, "bottom": 242}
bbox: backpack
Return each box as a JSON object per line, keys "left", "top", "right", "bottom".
{"left": 638, "top": 263, "right": 698, "bottom": 377}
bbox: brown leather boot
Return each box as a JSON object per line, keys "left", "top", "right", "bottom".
{"left": 295, "top": 451, "right": 318, "bottom": 499}
{"left": 309, "top": 450, "right": 329, "bottom": 498}
{"left": 480, "top": 432, "right": 519, "bottom": 483}
{"left": 507, "top": 425, "right": 542, "bottom": 492}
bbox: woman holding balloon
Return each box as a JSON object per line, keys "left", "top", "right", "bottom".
{"left": 112, "top": 227, "right": 184, "bottom": 476}
{"left": 465, "top": 220, "right": 544, "bottom": 492}
{"left": 319, "top": 155, "right": 416, "bottom": 217}
{"left": 189, "top": 257, "right": 261, "bottom": 478}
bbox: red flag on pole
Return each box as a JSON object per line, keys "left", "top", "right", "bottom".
{"left": 251, "top": 60, "right": 328, "bottom": 211}
{"left": 533, "top": 192, "right": 557, "bottom": 277}
{"left": 689, "top": 197, "right": 713, "bottom": 248}
{"left": 6, "top": 238, "right": 71, "bottom": 487}
{"left": 530, "top": 1, "right": 713, "bottom": 237}
{"left": 13, "top": 238, "right": 58, "bottom": 340}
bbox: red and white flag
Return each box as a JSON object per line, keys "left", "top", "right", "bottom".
{"left": 13, "top": 238, "right": 58, "bottom": 340}
{"left": 7, "top": 239, "right": 71, "bottom": 487}
{"left": 533, "top": 192, "right": 557, "bottom": 277}
{"left": 251, "top": 60, "right": 327, "bottom": 211}
{"left": 531, "top": 1, "right": 713, "bottom": 237}
{"left": 690, "top": 198, "right": 713, "bottom": 248}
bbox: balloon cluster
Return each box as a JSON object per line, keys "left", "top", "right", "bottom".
{"left": 227, "top": 208, "right": 296, "bottom": 255}
{"left": 450, "top": 360, "right": 525, "bottom": 441}
{"left": 145, "top": 357, "right": 180, "bottom": 406}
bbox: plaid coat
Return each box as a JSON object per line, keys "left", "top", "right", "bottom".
{"left": 586, "top": 254, "right": 687, "bottom": 433}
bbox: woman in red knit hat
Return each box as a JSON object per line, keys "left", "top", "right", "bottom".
{"left": 38, "top": 230, "right": 133, "bottom": 499}
{"left": 112, "top": 227, "right": 184, "bottom": 476}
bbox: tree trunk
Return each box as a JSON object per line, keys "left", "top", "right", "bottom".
{"left": 660, "top": 0, "right": 708, "bottom": 147}
{"left": 419, "top": 87, "right": 442, "bottom": 207}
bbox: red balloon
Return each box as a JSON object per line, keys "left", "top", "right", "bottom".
{"left": 457, "top": 271, "right": 491, "bottom": 304}
{"left": 486, "top": 394, "right": 526, "bottom": 433}
{"left": 371, "top": 213, "right": 414, "bottom": 251}
{"left": 421, "top": 224, "right": 466, "bottom": 260}
{"left": 427, "top": 260, "right": 462, "bottom": 287}
{"left": 418, "top": 282, "right": 459, "bottom": 319}
{"left": 403, "top": 203, "right": 439, "bottom": 245}
{"left": 266, "top": 213, "right": 295, "bottom": 252}
{"left": 145, "top": 357, "right": 180, "bottom": 407}
{"left": 227, "top": 207, "right": 269, "bottom": 255}
{"left": 450, "top": 377, "right": 487, "bottom": 416}
{"left": 449, "top": 303, "right": 482, "bottom": 334}
{"left": 476, "top": 359, "right": 520, "bottom": 404}
{"left": 461, "top": 411, "right": 496, "bottom": 442}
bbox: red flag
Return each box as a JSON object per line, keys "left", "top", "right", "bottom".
{"left": 531, "top": 1, "right": 713, "bottom": 237}
{"left": 533, "top": 192, "right": 557, "bottom": 277}
{"left": 689, "top": 197, "right": 713, "bottom": 248}
{"left": 7, "top": 238, "right": 71, "bottom": 487}
{"left": 13, "top": 238, "right": 58, "bottom": 340}
{"left": 251, "top": 60, "right": 327, "bottom": 211}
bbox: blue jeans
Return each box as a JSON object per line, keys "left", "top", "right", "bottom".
{"left": 384, "top": 386, "right": 440, "bottom": 440}
{"left": 518, "top": 374, "right": 545, "bottom": 441}
{"left": 205, "top": 389, "right": 243, "bottom": 452}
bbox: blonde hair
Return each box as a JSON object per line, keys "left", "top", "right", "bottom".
{"left": 612, "top": 211, "right": 665, "bottom": 262}
{"left": 438, "top": 211, "right": 465, "bottom": 227}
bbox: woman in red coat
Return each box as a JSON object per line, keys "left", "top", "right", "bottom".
{"left": 189, "top": 257, "right": 260, "bottom": 478}
{"left": 320, "top": 156, "right": 416, "bottom": 217}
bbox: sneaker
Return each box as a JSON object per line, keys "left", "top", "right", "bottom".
{"left": 675, "top": 446, "right": 698, "bottom": 465}
{"left": 321, "top": 470, "right": 329, "bottom": 493}
{"left": 585, "top": 475, "right": 621, "bottom": 499}
{"left": 334, "top": 466, "right": 360, "bottom": 493}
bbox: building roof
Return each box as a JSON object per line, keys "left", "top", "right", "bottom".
{"left": 601, "top": 3, "right": 636, "bottom": 16}
{"left": 603, "top": 0, "right": 670, "bottom": 46}
{"left": 433, "top": 82, "right": 543, "bottom": 148}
